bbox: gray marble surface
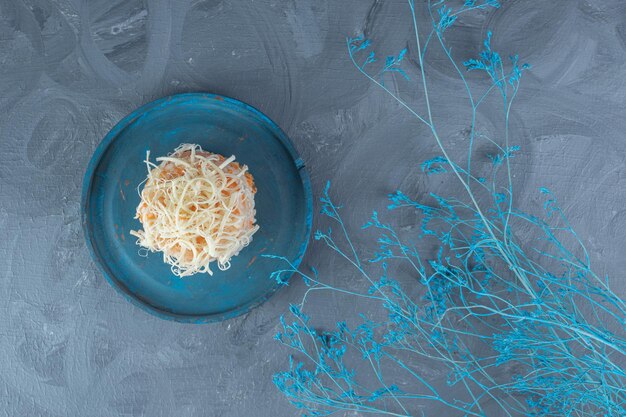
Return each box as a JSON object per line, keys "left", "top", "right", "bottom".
{"left": 1, "top": 0, "right": 626, "bottom": 416}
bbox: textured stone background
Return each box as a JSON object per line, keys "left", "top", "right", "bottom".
{"left": 1, "top": 0, "right": 626, "bottom": 416}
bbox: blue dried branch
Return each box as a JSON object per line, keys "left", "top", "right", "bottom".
{"left": 272, "top": 1, "right": 626, "bottom": 416}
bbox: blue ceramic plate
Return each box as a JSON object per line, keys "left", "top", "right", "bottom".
{"left": 82, "top": 93, "right": 312, "bottom": 323}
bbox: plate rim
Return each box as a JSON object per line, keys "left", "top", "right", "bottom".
{"left": 81, "top": 92, "right": 312, "bottom": 323}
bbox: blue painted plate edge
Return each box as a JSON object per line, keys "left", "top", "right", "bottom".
{"left": 81, "top": 92, "right": 313, "bottom": 324}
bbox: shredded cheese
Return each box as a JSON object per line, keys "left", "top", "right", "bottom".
{"left": 130, "top": 143, "right": 259, "bottom": 277}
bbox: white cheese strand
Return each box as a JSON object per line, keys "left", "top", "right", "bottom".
{"left": 130, "top": 143, "right": 259, "bottom": 277}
